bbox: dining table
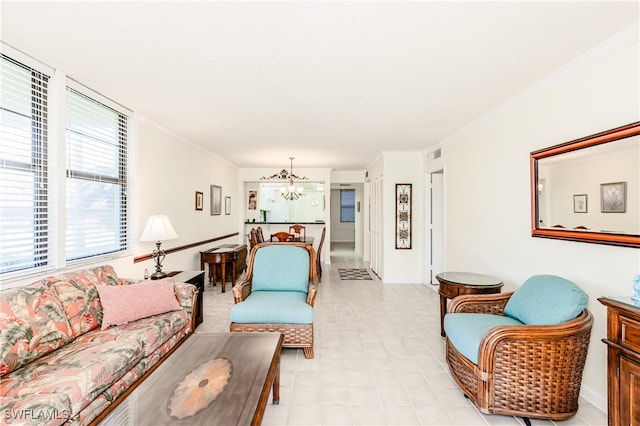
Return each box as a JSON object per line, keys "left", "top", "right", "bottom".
{"left": 269, "top": 235, "right": 314, "bottom": 245}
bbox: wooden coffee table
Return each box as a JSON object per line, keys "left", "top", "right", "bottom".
{"left": 436, "top": 271, "right": 503, "bottom": 337}
{"left": 99, "top": 332, "right": 283, "bottom": 426}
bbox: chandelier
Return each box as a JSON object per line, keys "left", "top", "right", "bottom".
{"left": 260, "top": 157, "right": 308, "bottom": 201}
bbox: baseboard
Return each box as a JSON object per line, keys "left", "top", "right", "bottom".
{"left": 580, "top": 385, "right": 607, "bottom": 414}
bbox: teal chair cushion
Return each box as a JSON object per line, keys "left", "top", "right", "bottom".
{"left": 504, "top": 275, "right": 588, "bottom": 325}
{"left": 251, "top": 245, "right": 310, "bottom": 292}
{"left": 444, "top": 313, "right": 524, "bottom": 364}
{"left": 230, "top": 291, "right": 313, "bottom": 324}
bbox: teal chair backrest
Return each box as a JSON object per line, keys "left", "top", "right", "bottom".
{"left": 504, "top": 275, "right": 588, "bottom": 325}
{"left": 251, "top": 245, "right": 310, "bottom": 293}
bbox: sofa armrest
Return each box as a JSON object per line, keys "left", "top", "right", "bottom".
{"left": 232, "top": 280, "right": 252, "bottom": 303}
{"left": 307, "top": 280, "right": 318, "bottom": 307}
{"left": 449, "top": 292, "right": 513, "bottom": 315}
{"left": 174, "top": 282, "right": 198, "bottom": 312}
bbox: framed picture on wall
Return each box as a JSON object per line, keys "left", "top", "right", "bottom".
{"left": 395, "top": 183, "right": 412, "bottom": 249}
{"left": 210, "top": 185, "right": 222, "bottom": 215}
{"left": 573, "top": 194, "right": 587, "bottom": 213}
{"left": 195, "top": 191, "right": 203, "bottom": 211}
{"left": 248, "top": 190, "right": 257, "bottom": 210}
{"left": 601, "top": 181, "right": 626, "bottom": 213}
{"left": 225, "top": 196, "right": 231, "bottom": 215}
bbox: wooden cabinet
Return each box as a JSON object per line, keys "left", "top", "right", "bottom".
{"left": 599, "top": 297, "right": 640, "bottom": 426}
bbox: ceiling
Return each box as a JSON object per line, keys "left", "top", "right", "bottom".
{"left": 1, "top": 1, "right": 638, "bottom": 170}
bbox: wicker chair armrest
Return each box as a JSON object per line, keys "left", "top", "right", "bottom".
{"left": 307, "top": 280, "right": 318, "bottom": 306}
{"left": 448, "top": 292, "right": 513, "bottom": 315}
{"left": 232, "top": 279, "right": 252, "bottom": 303}
{"left": 477, "top": 309, "right": 594, "bottom": 371}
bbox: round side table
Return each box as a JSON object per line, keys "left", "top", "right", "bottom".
{"left": 436, "top": 271, "right": 503, "bottom": 337}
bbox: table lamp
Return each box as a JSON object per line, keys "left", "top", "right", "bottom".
{"left": 139, "top": 214, "right": 178, "bottom": 279}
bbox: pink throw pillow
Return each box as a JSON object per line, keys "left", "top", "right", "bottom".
{"left": 97, "top": 278, "right": 181, "bottom": 330}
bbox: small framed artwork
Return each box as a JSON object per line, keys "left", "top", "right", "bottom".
{"left": 195, "top": 191, "right": 203, "bottom": 211}
{"left": 601, "top": 181, "right": 626, "bottom": 213}
{"left": 573, "top": 194, "right": 587, "bottom": 213}
{"left": 225, "top": 196, "right": 231, "bottom": 215}
{"left": 395, "top": 183, "right": 412, "bottom": 249}
{"left": 248, "top": 190, "right": 257, "bottom": 210}
{"left": 210, "top": 185, "right": 222, "bottom": 215}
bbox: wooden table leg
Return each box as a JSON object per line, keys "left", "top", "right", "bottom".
{"left": 231, "top": 259, "right": 237, "bottom": 288}
{"left": 272, "top": 361, "right": 280, "bottom": 405}
{"left": 211, "top": 264, "right": 217, "bottom": 287}
{"left": 439, "top": 293, "right": 447, "bottom": 337}
{"left": 220, "top": 261, "right": 226, "bottom": 293}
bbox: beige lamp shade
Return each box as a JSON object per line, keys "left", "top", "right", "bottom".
{"left": 139, "top": 214, "right": 178, "bottom": 242}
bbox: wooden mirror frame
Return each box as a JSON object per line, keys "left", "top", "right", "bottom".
{"left": 530, "top": 122, "right": 640, "bottom": 248}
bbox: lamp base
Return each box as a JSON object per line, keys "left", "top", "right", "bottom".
{"left": 150, "top": 271, "right": 168, "bottom": 280}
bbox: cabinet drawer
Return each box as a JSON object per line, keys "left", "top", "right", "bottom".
{"left": 621, "top": 315, "right": 640, "bottom": 354}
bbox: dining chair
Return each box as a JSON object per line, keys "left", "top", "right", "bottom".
{"left": 256, "top": 226, "right": 265, "bottom": 243}
{"left": 316, "top": 226, "right": 326, "bottom": 280}
{"left": 248, "top": 228, "right": 258, "bottom": 249}
{"left": 288, "top": 224, "right": 306, "bottom": 241}
{"left": 270, "top": 231, "right": 293, "bottom": 242}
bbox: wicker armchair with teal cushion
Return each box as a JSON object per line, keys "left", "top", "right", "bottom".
{"left": 443, "top": 275, "right": 593, "bottom": 425}
{"left": 230, "top": 242, "right": 318, "bottom": 358}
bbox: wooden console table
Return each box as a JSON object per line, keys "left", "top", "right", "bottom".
{"left": 599, "top": 297, "right": 640, "bottom": 426}
{"left": 200, "top": 244, "right": 247, "bottom": 293}
{"left": 436, "top": 271, "right": 503, "bottom": 337}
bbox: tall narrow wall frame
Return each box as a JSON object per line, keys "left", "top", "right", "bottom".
{"left": 395, "top": 183, "right": 412, "bottom": 249}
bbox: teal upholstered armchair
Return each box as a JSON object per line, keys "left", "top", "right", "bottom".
{"left": 443, "top": 275, "right": 593, "bottom": 425}
{"left": 230, "top": 242, "right": 318, "bottom": 358}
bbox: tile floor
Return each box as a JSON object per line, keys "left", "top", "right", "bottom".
{"left": 196, "top": 243, "right": 607, "bottom": 426}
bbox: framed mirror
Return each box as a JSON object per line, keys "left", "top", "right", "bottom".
{"left": 530, "top": 122, "right": 640, "bottom": 248}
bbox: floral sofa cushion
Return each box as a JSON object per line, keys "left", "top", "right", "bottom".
{"left": 73, "top": 310, "right": 189, "bottom": 357}
{"left": 91, "top": 265, "right": 123, "bottom": 286}
{"left": 1, "top": 334, "right": 144, "bottom": 419}
{"left": 50, "top": 271, "right": 103, "bottom": 338}
{"left": 0, "top": 282, "right": 74, "bottom": 375}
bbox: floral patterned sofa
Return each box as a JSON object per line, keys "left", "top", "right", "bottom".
{"left": 0, "top": 265, "right": 197, "bottom": 426}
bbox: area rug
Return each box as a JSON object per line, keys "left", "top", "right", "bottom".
{"left": 338, "top": 268, "right": 372, "bottom": 280}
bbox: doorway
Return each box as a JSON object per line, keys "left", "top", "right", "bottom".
{"left": 427, "top": 170, "right": 444, "bottom": 284}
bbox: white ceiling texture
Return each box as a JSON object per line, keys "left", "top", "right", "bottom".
{"left": 1, "top": 1, "right": 638, "bottom": 170}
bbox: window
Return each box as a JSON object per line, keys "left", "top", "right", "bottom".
{"left": 65, "top": 86, "right": 129, "bottom": 261}
{"left": 0, "top": 47, "right": 131, "bottom": 279}
{"left": 340, "top": 189, "right": 355, "bottom": 222}
{"left": 0, "top": 54, "right": 49, "bottom": 275}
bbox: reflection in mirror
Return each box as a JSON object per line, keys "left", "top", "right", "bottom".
{"left": 531, "top": 122, "right": 640, "bottom": 248}
{"left": 244, "top": 181, "right": 325, "bottom": 223}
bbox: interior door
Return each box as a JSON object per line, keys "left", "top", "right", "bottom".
{"left": 430, "top": 171, "right": 444, "bottom": 284}
{"left": 370, "top": 176, "right": 383, "bottom": 277}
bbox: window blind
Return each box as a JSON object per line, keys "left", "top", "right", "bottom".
{"left": 340, "top": 189, "right": 355, "bottom": 222}
{"left": 65, "top": 87, "right": 128, "bottom": 261}
{"left": 0, "top": 54, "right": 49, "bottom": 275}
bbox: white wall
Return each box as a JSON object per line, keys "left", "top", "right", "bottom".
{"left": 439, "top": 40, "right": 639, "bottom": 410}
{"left": 381, "top": 151, "right": 425, "bottom": 284}
{"left": 132, "top": 119, "right": 241, "bottom": 277}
